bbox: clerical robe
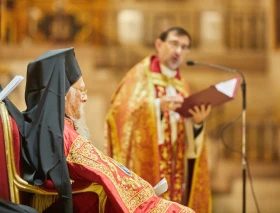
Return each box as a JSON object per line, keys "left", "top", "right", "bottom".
{"left": 106, "top": 56, "right": 211, "bottom": 212}
{"left": 64, "top": 118, "right": 195, "bottom": 213}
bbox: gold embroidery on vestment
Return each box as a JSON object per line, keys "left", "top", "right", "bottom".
{"left": 67, "top": 136, "right": 156, "bottom": 212}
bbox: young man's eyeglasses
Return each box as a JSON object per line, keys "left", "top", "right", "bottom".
{"left": 166, "top": 40, "right": 190, "bottom": 52}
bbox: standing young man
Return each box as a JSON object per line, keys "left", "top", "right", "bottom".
{"left": 106, "top": 27, "right": 212, "bottom": 212}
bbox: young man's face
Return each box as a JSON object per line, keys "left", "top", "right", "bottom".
{"left": 65, "top": 77, "right": 87, "bottom": 119}
{"left": 155, "top": 31, "right": 191, "bottom": 70}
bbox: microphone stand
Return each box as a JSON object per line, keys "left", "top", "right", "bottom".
{"left": 187, "top": 61, "right": 247, "bottom": 213}
{"left": 241, "top": 78, "right": 246, "bottom": 213}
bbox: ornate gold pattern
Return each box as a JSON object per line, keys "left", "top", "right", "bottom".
{"left": 105, "top": 56, "right": 210, "bottom": 212}
{"left": 172, "top": 117, "right": 186, "bottom": 203}
{"left": 188, "top": 143, "right": 212, "bottom": 212}
{"left": 149, "top": 72, "right": 187, "bottom": 96}
{"left": 67, "top": 135, "right": 156, "bottom": 212}
{"left": 106, "top": 57, "right": 160, "bottom": 185}
{"left": 155, "top": 83, "right": 186, "bottom": 203}
{"left": 148, "top": 199, "right": 171, "bottom": 212}
{"left": 148, "top": 199, "right": 193, "bottom": 213}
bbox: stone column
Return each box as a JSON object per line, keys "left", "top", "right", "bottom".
{"left": 199, "top": 10, "right": 225, "bottom": 52}
{"left": 267, "top": 0, "right": 280, "bottom": 118}
{"left": 117, "top": 9, "right": 143, "bottom": 44}
{"left": 0, "top": 0, "right": 7, "bottom": 43}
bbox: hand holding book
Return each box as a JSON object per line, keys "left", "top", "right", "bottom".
{"left": 188, "top": 104, "right": 212, "bottom": 124}
{"left": 160, "top": 95, "right": 183, "bottom": 112}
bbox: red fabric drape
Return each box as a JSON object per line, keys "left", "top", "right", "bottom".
{"left": 0, "top": 116, "right": 10, "bottom": 200}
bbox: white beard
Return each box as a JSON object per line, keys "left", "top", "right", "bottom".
{"left": 70, "top": 103, "right": 91, "bottom": 141}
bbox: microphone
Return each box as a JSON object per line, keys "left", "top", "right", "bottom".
{"left": 186, "top": 61, "right": 196, "bottom": 66}
{"left": 186, "top": 60, "right": 245, "bottom": 80}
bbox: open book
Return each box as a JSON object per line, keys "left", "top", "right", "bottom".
{"left": 0, "top": 76, "right": 24, "bottom": 102}
{"left": 153, "top": 178, "right": 168, "bottom": 196}
{"left": 176, "top": 77, "right": 240, "bottom": 118}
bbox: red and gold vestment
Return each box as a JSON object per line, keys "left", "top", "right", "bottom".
{"left": 64, "top": 118, "right": 195, "bottom": 213}
{"left": 106, "top": 56, "right": 212, "bottom": 212}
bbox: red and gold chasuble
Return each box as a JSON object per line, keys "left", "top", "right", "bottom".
{"left": 149, "top": 57, "right": 188, "bottom": 203}
{"left": 64, "top": 119, "right": 195, "bottom": 213}
{"left": 106, "top": 56, "right": 212, "bottom": 213}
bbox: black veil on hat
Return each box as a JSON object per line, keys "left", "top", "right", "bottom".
{"left": 20, "top": 47, "right": 82, "bottom": 212}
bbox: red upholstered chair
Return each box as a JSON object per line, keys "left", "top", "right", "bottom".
{"left": 0, "top": 102, "right": 107, "bottom": 213}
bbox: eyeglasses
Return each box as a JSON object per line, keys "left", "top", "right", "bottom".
{"left": 73, "top": 87, "right": 88, "bottom": 96}
{"left": 166, "top": 40, "right": 191, "bottom": 52}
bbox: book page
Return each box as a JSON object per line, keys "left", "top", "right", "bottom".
{"left": 153, "top": 178, "right": 168, "bottom": 196}
{"left": 215, "top": 77, "right": 239, "bottom": 98}
{"left": 0, "top": 76, "right": 24, "bottom": 101}
{"left": 175, "top": 77, "right": 240, "bottom": 118}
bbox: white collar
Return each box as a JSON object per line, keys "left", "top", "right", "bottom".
{"left": 160, "top": 64, "right": 177, "bottom": 79}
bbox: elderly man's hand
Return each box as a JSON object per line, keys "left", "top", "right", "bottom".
{"left": 160, "top": 95, "right": 183, "bottom": 112}
{"left": 188, "top": 104, "right": 212, "bottom": 124}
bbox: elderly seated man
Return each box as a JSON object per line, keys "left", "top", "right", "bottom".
{"left": 5, "top": 48, "right": 196, "bottom": 213}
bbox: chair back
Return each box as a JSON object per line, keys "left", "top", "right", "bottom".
{"left": 0, "top": 101, "right": 107, "bottom": 212}
{"left": 0, "top": 101, "right": 22, "bottom": 203}
{"left": 0, "top": 102, "right": 10, "bottom": 200}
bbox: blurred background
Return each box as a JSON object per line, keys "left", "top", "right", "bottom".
{"left": 0, "top": 0, "right": 279, "bottom": 212}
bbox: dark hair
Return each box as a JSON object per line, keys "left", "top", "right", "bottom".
{"left": 159, "top": 26, "right": 192, "bottom": 47}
